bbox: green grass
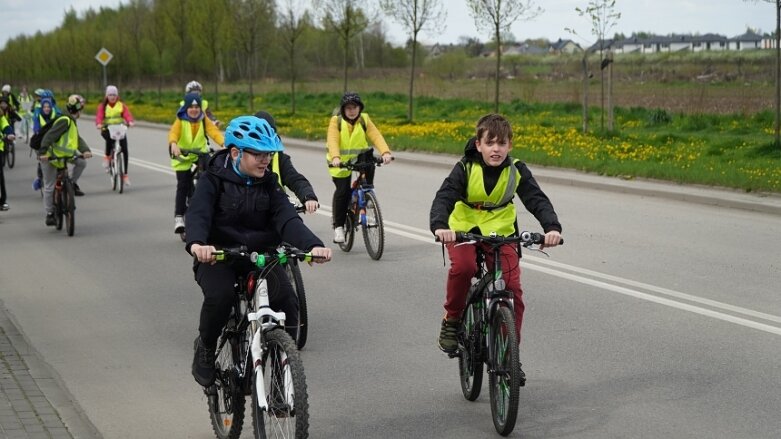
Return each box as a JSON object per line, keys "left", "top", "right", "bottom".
{"left": 100, "top": 89, "right": 781, "bottom": 193}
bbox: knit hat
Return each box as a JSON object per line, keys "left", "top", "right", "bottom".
{"left": 105, "top": 85, "right": 119, "bottom": 96}
{"left": 183, "top": 93, "right": 202, "bottom": 108}
{"left": 253, "top": 111, "right": 277, "bottom": 130}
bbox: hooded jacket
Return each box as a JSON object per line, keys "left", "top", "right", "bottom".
{"left": 429, "top": 136, "right": 562, "bottom": 235}
{"left": 185, "top": 149, "right": 324, "bottom": 255}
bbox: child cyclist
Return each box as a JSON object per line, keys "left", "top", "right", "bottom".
{"left": 95, "top": 85, "right": 135, "bottom": 183}
{"left": 429, "top": 113, "right": 562, "bottom": 383}
{"left": 168, "top": 93, "right": 224, "bottom": 235}
{"left": 327, "top": 92, "right": 392, "bottom": 243}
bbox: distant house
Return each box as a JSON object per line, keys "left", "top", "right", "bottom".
{"left": 729, "top": 30, "right": 763, "bottom": 50}
{"left": 550, "top": 39, "right": 581, "bottom": 54}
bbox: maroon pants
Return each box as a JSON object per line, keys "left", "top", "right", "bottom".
{"left": 444, "top": 242, "right": 525, "bottom": 340}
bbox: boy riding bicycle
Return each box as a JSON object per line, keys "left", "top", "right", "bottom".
{"left": 429, "top": 113, "right": 562, "bottom": 383}
{"left": 186, "top": 116, "right": 332, "bottom": 387}
{"left": 327, "top": 92, "right": 392, "bottom": 243}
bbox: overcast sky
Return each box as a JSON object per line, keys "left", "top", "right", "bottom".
{"left": 0, "top": 0, "right": 773, "bottom": 50}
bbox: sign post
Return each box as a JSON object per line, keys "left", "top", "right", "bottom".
{"left": 95, "top": 48, "right": 113, "bottom": 89}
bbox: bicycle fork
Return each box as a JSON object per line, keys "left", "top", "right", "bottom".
{"left": 247, "top": 278, "right": 289, "bottom": 411}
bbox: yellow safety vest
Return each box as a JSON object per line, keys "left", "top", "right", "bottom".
{"left": 327, "top": 113, "right": 369, "bottom": 178}
{"left": 171, "top": 119, "right": 209, "bottom": 171}
{"left": 271, "top": 152, "right": 283, "bottom": 187}
{"left": 103, "top": 101, "right": 125, "bottom": 126}
{"left": 448, "top": 159, "right": 521, "bottom": 237}
{"left": 0, "top": 115, "right": 9, "bottom": 152}
{"left": 46, "top": 117, "right": 80, "bottom": 169}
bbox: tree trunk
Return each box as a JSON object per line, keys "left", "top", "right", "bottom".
{"left": 343, "top": 35, "right": 350, "bottom": 93}
{"left": 494, "top": 27, "right": 501, "bottom": 113}
{"left": 607, "top": 56, "right": 614, "bottom": 131}
{"left": 775, "top": 1, "right": 780, "bottom": 149}
{"left": 582, "top": 53, "right": 589, "bottom": 133}
{"left": 291, "top": 44, "right": 297, "bottom": 115}
{"left": 408, "top": 32, "right": 418, "bottom": 122}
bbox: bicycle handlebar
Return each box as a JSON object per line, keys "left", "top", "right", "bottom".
{"left": 212, "top": 244, "right": 326, "bottom": 267}
{"left": 436, "top": 231, "right": 564, "bottom": 246}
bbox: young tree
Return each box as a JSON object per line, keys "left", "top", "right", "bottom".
{"left": 279, "top": 0, "right": 311, "bottom": 115}
{"left": 380, "top": 0, "right": 446, "bottom": 122}
{"left": 192, "top": 0, "right": 229, "bottom": 109}
{"left": 230, "top": 0, "right": 276, "bottom": 111}
{"left": 467, "top": 0, "right": 542, "bottom": 113}
{"left": 319, "top": 0, "right": 370, "bottom": 92}
{"left": 747, "top": 0, "right": 780, "bottom": 149}
{"left": 575, "top": 0, "right": 620, "bottom": 131}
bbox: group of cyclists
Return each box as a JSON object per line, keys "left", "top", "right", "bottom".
{"left": 3, "top": 79, "right": 564, "bottom": 433}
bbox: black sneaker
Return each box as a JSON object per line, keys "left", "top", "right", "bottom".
{"left": 192, "top": 336, "right": 216, "bottom": 387}
{"left": 45, "top": 212, "right": 56, "bottom": 226}
{"left": 437, "top": 318, "right": 461, "bottom": 353}
{"left": 73, "top": 183, "right": 85, "bottom": 196}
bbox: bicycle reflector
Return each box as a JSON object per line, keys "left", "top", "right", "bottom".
{"left": 246, "top": 272, "right": 256, "bottom": 298}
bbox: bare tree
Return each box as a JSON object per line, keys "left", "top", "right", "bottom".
{"left": 230, "top": 0, "right": 276, "bottom": 111}
{"left": 193, "top": 0, "right": 229, "bottom": 110}
{"left": 747, "top": 0, "right": 780, "bottom": 149}
{"left": 279, "top": 0, "right": 311, "bottom": 114}
{"left": 575, "top": 0, "right": 620, "bottom": 131}
{"left": 467, "top": 0, "right": 542, "bottom": 113}
{"left": 380, "top": 0, "right": 446, "bottom": 122}
{"left": 319, "top": 0, "right": 370, "bottom": 92}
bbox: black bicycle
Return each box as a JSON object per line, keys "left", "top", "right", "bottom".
{"left": 331, "top": 149, "right": 390, "bottom": 260}
{"left": 206, "top": 245, "right": 319, "bottom": 439}
{"left": 50, "top": 157, "right": 79, "bottom": 236}
{"left": 283, "top": 205, "right": 310, "bottom": 350}
{"left": 444, "top": 231, "right": 562, "bottom": 436}
{"left": 3, "top": 136, "right": 14, "bottom": 169}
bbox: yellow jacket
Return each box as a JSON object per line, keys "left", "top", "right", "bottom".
{"left": 326, "top": 113, "right": 390, "bottom": 160}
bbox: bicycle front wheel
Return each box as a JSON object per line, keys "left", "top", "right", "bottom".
{"left": 252, "top": 329, "right": 308, "bottom": 439}
{"left": 54, "top": 187, "right": 64, "bottom": 230}
{"left": 6, "top": 143, "right": 14, "bottom": 168}
{"left": 64, "top": 180, "right": 75, "bottom": 237}
{"left": 208, "top": 329, "right": 246, "bottom": 439}
{"left": 459, "top": 300, "right": 484, "bottom": 401}
{"left": 361, "top": 191, "right": 384, "bottom": 260}
{"left": 286, "top": 261, "right": 308, "bottom": 350}
{"left": 338, "top": 212, "right": 355, "bottom": 252}
{"left": 110, "top": 156, "right": 118, "bottom": 191}
{"left": 117, "top": 151, "right": 125, "bottom": 194}
{"left": 488, "top": 304, "right": 520, "bottom": 436}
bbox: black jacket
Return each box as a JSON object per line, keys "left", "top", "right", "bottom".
{"left": 430, "top": 137, "right": 562, "bottom": 235}
{"left": 185, "top": 149, "right": 324, "bottom": 254}
{"left": 276, "top": 152, "right": 318, "bottom": 203}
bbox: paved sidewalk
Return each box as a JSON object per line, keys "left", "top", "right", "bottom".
{"left": 0, "top": 306, "right": 99, "bottom": 439}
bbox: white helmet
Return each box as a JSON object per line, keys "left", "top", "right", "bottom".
{"left": 1, "top": 84, "right": 10, "bottom": 93}
{"left": 185, "top": 81, "right": 202, "bottom": 93}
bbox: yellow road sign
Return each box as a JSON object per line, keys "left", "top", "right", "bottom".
{"left": 95, "top": 48, "right": 113, "bottom": 66}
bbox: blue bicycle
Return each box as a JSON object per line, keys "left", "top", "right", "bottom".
{"left": 333, "top": 150, "right": 389, "bottom": 260}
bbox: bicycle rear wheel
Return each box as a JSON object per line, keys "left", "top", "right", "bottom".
{"left": 117, "top": 151, "right": 125, "bottom": 194}
{"left": 361, "top": 191, "right": 384, "bottom": 260}
{"left": 252, "top": 329, "right": 308, "bottom": 439}
{"left": 338, "top": 212, "right": 355, "bottom": 252}
{"left": 285, "top": 261, "right": 308, "bottom": 350}
{"left": 64, "top": 179, "right": 75, "bottom": 236}
{"left": 208, "top": 324, "right": 246, "bottom": 439}
{"left": 54, "top": 186, "right": 64, "bottom": 230}
{"left": 459, "top": 300, "right": 484, "bottom": 401}
{"left": 488, "top": 304, "right": 520, "bottom": 436}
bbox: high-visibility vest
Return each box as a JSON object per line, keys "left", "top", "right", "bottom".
{"left": 103, "top": 101, "right": 125, "bottom": 126}
{"left": 170, "top": 119, "right": 209, "bottom": 171}
{"left": 327, "top": 113, "right": 369, "bottom": 178}
{"left": 448, "top": 159, "right": 521, "bottom": 237}
{"left": 46, "top": 116, "right": 80, "bottom": 169}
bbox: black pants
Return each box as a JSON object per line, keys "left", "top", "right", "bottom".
{"left": 101, "top": 129, "right": 129, "bottom": 171}
{"left": 195, "top": 260, "right": 299, "bottom": 347}
{"left": 0, "top": 152, "right": 6, "bottom": 204}
{"left": 175, "top": 170, "right": 193, "bottom": 216}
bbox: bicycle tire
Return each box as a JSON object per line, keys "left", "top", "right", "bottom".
{"left": 118, "top": 151, "right": 125, "bottom": 194}
{"left": 65, "top": 179, "right": 75, "bottom": 237}
{"left": 488, "top": 304, "right": 520, "bottom": 436}
{"left": 459, "top": 300, "right": 484, "bottom": 401}
{"left": 252, "top": 329, "right": 308, "bottom": 439}
{"left": 54, "top": 186, "right": 64, "bottom": 230}
{"left": 338, "top": 212, "right": 355, "bottom": 252}
{"left": 286, "top": 261, "right": 308, "bottom": 350}
{"left": 361, "top": 191, "right": 384, "bottom": 260}
{"left": 208, "top": 321, "right": 247, "bottom": 439}
{"left": 110, "top": 155, "right": 118, "bottom": 191}
{"left": 6, "top": 142, "right": 14, "bottom": 169}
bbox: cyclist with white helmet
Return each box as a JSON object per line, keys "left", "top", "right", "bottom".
{"left": 38, "top": 94, "right": 93, "bottom": 225}
{"left": 1, "top": 84, "right": 22, "bottom": 124}
{"left": 179, "top": 80, "right": 221, "bottom": 127}
{"left": 185, "top": 115, "right": 332, "bottom": 387}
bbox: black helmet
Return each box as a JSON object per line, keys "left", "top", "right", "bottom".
{"left": 340, "top": 92, "right": 364, "bottom": 112}
{"left": 66, "top": 94, "right": 85, "bottom": 113}
{"left": 253, "top": 110, "right": 277, "bottom": 131}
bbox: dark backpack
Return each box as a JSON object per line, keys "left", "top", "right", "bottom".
{"left": 29, "top": 117, "right": 60, "bottom": 150}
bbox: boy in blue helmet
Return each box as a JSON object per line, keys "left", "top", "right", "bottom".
{"left": 185, "top": 115, "right": 333, "bottom": 387}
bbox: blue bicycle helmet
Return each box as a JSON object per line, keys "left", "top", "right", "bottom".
{"left": 225, "top": 116, "right": 283, "bottom": 152}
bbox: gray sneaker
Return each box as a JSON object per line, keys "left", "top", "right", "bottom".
{"left": 437, "top": 318, "right": 461, "bottom": 353}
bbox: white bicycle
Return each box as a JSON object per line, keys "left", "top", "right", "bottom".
{"left": 106, "top": 124, "right": 128, "bottom": 194}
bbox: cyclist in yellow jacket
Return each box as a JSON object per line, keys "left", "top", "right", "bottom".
{"left": 327, "top": 92, "right": 392, "bottom": 243}
{"left": 168, "top": 93, "right": 224, "bottom": 235}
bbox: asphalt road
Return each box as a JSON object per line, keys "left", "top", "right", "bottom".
{"left": 0, "top": 120, "right": 779, "bottom": 438}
